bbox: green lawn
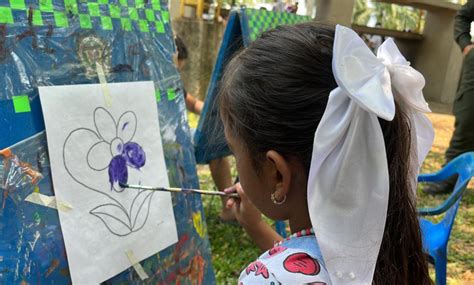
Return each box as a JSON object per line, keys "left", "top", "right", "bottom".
{"left": 189, "top": 112, "right": 473, "bottom": 284}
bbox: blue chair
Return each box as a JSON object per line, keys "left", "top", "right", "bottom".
{"left": 417, "top": 152, "right": 474, "bottom": 285}
{"left": 275, "top": 220, "right": 287, "bottom": 238}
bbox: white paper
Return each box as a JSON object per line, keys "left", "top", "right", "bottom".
{"left": 39, "top": 81, "right": 178, "bottom": 284}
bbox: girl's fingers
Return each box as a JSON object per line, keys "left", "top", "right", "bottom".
{"left": 223, "top": 183, "right": 248, "bottom": 220}
{"left": 224, "top": 184, "right": 237, "bottom": 194}
{"left": 226, "top": 198, "right": 234, "bottom": 209}
{"left": 231, "top": 198, "right": 241, "bottom": 215}
{"left": 234, "top": 183, "right": 248, "bottom": 201}
{"left": 225, "top": 183, "right": 244, "bottom": 200}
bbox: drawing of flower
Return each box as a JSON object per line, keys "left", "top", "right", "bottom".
{"left": 86, "top": 108, "right": 146, "bottom": 192}
{"left": 64, "top": 107, "right": 154, "bottom": 237}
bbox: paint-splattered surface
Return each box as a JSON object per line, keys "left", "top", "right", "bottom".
{"left": 0, "top": 0, "right": 215, "bottom": 284}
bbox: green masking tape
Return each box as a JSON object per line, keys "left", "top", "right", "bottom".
{"left": 1, "top": 0, "right": 170, "bottom": 35}
{"left": 167, "top": 88, "right": 177, "bottom": 101}
{"left": 0, "top": 7, "right": 14, "bottom": 24}
{"left": 12, "top": 95, "right": 31, "bottom": 113}
{"left": 54, "top": 11, "right": 69, "bottom": 27}
{"left": 10, "top": 0, "right": 26, "bottom": 10}
{"left": 155, "top": 90, "right": 161, "bottom": 102}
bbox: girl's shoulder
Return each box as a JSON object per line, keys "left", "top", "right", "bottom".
{"left": 238, "top": 234, "right": 331, "bottom": 285}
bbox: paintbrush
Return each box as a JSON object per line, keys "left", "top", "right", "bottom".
{"left": 119, "top": 182, "right": 240, "bottom": 198}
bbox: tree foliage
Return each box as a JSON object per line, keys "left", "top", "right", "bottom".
{"left": 353, "top": 0, "right": 425, "bottom": 33}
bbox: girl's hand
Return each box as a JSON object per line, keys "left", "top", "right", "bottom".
{"left": 224, "top": 183, "right": 262, "bottom": 228}
{"left": 225, "top": 183, "right": 283, "bottom": 251}
{"left": 463, "top": 44, "right": 474, "bottom": 56}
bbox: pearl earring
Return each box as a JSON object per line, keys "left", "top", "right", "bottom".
{"left": 271, "top": 193, "right": 287, "bottom": 205}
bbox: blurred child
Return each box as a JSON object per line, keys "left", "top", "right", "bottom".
{"left": 175, "top": 35, "right": 235, "bottom": 221}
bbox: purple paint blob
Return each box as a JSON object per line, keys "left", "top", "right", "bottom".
{"left": 122, "top": 142, "right": 146, "bottom": 169}
{"left": 108, "top": 155, "right": 128, "bottom": 191}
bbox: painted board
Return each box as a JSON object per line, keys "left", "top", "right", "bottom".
{"left": 0, "top": 0, "right": 215, "bottom": 283}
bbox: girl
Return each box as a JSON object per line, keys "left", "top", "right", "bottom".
{"left": 220, "top": 23, "right": 434, "bottom": 284}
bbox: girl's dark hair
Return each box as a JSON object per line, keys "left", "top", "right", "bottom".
{"left": 219, "top": 23, "right": 432, "bottom": 285}
{"left": 175, "top": 35, "right": 188, "bottom": 60}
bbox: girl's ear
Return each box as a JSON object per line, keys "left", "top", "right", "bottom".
{"left": 265, "top": 150, "right": 291, "bottom": 201}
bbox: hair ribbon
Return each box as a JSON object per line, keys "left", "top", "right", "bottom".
{"left": 307, "top": 25, "right": 434, "bottom": 284}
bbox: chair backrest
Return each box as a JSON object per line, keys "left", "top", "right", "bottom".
{"left": 419, "top": 152, "right": 474, "bottom": 234}
{"left": 441, "top": 153, "right": 474, "bottom": 233}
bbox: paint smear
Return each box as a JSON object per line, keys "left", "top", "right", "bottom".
{"left": 192, "top": 212, "right": 205, "bottom": 238}
{"left": 0, "top": 148, "right": 12, "bottom": 158}
{"left": 121, "top": 121, "right": 129, "bottom": 131}
{"left": 28, "top": 231, "right": 40, "bottom": 250}
{"left": 45, "top": 259, "right": 60, "bottom": 278}
{"left": 1, "top": 148, "right": 42, "bottom": 184}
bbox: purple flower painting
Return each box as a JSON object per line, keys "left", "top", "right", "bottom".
{"left": 107, "top": 139, "right": 146, "bottom": 191}
{"left": 64, "top": 107, "right": 154, "bottom": 236}
{"left": 86, "top": 108, "right": 146, "bottom": 192}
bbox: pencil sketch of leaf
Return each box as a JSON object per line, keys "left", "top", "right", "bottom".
{"left": 130, "top": 190, "right": 154, "bottom": 231}
{"left": 90, "top": 203, "right": 132, "bottom": 236}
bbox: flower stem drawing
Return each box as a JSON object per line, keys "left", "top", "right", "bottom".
{"left": 63, "top": 107, "right": 153, "bottom": 236}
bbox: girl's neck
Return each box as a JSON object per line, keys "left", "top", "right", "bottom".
{"left": 288, "top": 207, "right": 313, "bottom": 234}
{"left": 287, "top": 177, "right": 313, "bottom": 234}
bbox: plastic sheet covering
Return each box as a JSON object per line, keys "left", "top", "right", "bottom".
{"left": 194, "top": 8, "right": 311, "bottom": 163}
{"left": 0, "top": 0, "right": 215, "bottom": 283}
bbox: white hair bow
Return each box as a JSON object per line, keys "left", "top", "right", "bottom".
{"left": 307, "top": 25, "right": 433, "bottom": 284}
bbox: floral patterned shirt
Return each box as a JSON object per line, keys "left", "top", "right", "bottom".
{"left": 239, "top": 229, "right": 331, "bottom": 285}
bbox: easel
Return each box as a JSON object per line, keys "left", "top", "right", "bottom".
{"left": 0, "top": 0, "right": 215, "bottom": 283}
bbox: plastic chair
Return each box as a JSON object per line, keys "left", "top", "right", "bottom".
{"left": 275, "top": 220, "right": 287, "bottom": 238}
{"left": 417, "top": 152, "right": 474, "bottom": 285}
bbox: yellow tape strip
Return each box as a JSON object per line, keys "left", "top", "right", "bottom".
{"left": 96, "top": 63, "right": 112, "bottom": 107}
{"left": 24, "top": 193, "right": 72, "bottom": 212}
{"left": 57, "top": 200, "right": 73, "bottom": 212}
{"left": 126, "top": 250, "right": 149, "bottom": 280}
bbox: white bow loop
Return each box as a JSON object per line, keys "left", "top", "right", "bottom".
{"left": 377, "top": 39, "right": 430, "bottom": 113}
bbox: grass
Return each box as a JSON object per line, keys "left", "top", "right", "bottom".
{"left": 189, "top": 111, "right": 473, "bottom": 284}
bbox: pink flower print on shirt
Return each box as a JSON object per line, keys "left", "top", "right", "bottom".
{"left": 269, "top": 246, "right": 287, "bottom": 257}
{"left": 245, "top": 261, "right": 270, "bottom": 279}
{"left": 283, "top": 253, "right": 320, "bottom": 276}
